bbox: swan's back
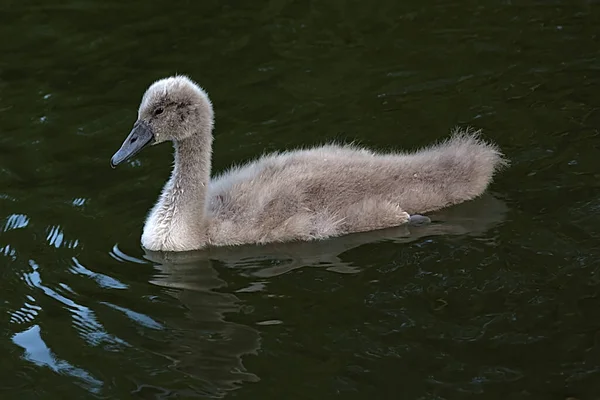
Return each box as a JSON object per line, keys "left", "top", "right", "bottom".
{"left": 204, "top": 129, "right": 506, "bottom": 245}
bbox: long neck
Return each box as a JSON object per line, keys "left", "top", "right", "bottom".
{"left": 142, "top": 129, "right": 213, "bottom": 251}
{"left": 171, "top": 132, "right": 212, "bottom": 214}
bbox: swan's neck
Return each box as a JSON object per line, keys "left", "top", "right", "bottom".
{"left": 142, "top": 132, "right": 213, "bottom": 251}
{"left": 171, "top": 134, "right": 212, "bottom": 212}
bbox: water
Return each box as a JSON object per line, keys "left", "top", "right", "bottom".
{"left": 1, "top": 0, "right": 600, "bottom": 398}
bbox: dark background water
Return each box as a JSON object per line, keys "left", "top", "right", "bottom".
{"left": 1, "top": 0, "right": 600, "bottom": 398}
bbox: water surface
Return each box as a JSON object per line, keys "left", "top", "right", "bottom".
{"left": 1, "top": 0, "right": 600, "bottom": 398}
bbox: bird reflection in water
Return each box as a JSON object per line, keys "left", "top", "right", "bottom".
{"left": 144, "top": 252, "right": 261, "bottom": 398}
{"left": 141, "top": 193, "right": 507, "bottom": 396}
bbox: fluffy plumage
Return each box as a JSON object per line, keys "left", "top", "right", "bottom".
{"left": 111, "top": 75, "right": 508, "bottom": 252}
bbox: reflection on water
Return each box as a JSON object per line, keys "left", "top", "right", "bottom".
{"left": 1, "top": 0, "right": 599, "bottom": 397}
{"left": 12, "top": 325, "right": 103, "bottom": 393}
{"left": 9, "top": 248, "right": 262, "bottom": 398}
{"left": 128, "top": 194, "right": 505, "bottom": 396}
{"left": 146, "top": 254, "right": 261, "bottom": 397}
{"left": 9, "top": 257, "right": 123, "bottom": 394}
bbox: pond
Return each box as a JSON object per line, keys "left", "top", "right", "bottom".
{"left": 1, "top": 0, "right": 599, "bottom": 398}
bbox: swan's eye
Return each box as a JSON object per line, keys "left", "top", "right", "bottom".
{"left": 153, "top": 107, "right": 164, "bottom": 116}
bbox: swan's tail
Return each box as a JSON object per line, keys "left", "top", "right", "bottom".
{"left": 403, "top": 127, "right": 508, "bottom": 213}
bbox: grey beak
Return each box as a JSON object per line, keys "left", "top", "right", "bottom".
{"left": 111, "top": 120, "right": 155, "bottom": 168}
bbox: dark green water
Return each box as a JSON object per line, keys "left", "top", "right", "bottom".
{"left": 2, "top": 0, "right": 600, "bottom": 398}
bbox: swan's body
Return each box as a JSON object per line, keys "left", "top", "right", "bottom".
{"left": 111, "top": 76, "right": 507, "bottom": 252}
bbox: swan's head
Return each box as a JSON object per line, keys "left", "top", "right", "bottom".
{"left": 111, "top": 75, "right": 214, "bottom": 167}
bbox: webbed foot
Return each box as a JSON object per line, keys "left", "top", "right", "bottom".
{"left": 408, "top": 214, "right": 431, "bottom": 226}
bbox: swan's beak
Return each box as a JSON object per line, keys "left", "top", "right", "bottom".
{"left": 111, "top": 120, "right": 155, "bottom": 168}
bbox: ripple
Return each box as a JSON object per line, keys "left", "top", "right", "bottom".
{"left": 3, "top": 213, "right": 29, "bottom": 231}
{"left": 100, "top": 302, "right": 163, "bottom": 330}
{"left": 0, "top": 244, "right": 17, "bottom": 260}
{"left": 256, "top": 320, "right": 283, "bottom": 326}
{"left": 12, "top": 325, "right": 103, "bottom": 393}
{"left": 70, "top": 257, "right": 128, "bottom": 290}
{"left": 9, "top": 295, "right": 41, "bottom": 324}
{"left": 109, "top": 244, "right": 147, "bottom": 264}
{"left": 236, "top": 281, "right": 268, "bottom": 293}
{"left": 45, "top": 225, "right": 78, "bottom": 249}
{"left": 23, "top": 259, "right": 130, "bottom": 349}
{"left": 71, "top": 197, "right": 86, "bottom": 207}
{"left": 45, "top": 225, "right": 64, "bottom": 248}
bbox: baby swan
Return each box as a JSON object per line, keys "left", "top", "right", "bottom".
{"left": 111, "top": 75, "right": 507, "bottom": 252}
